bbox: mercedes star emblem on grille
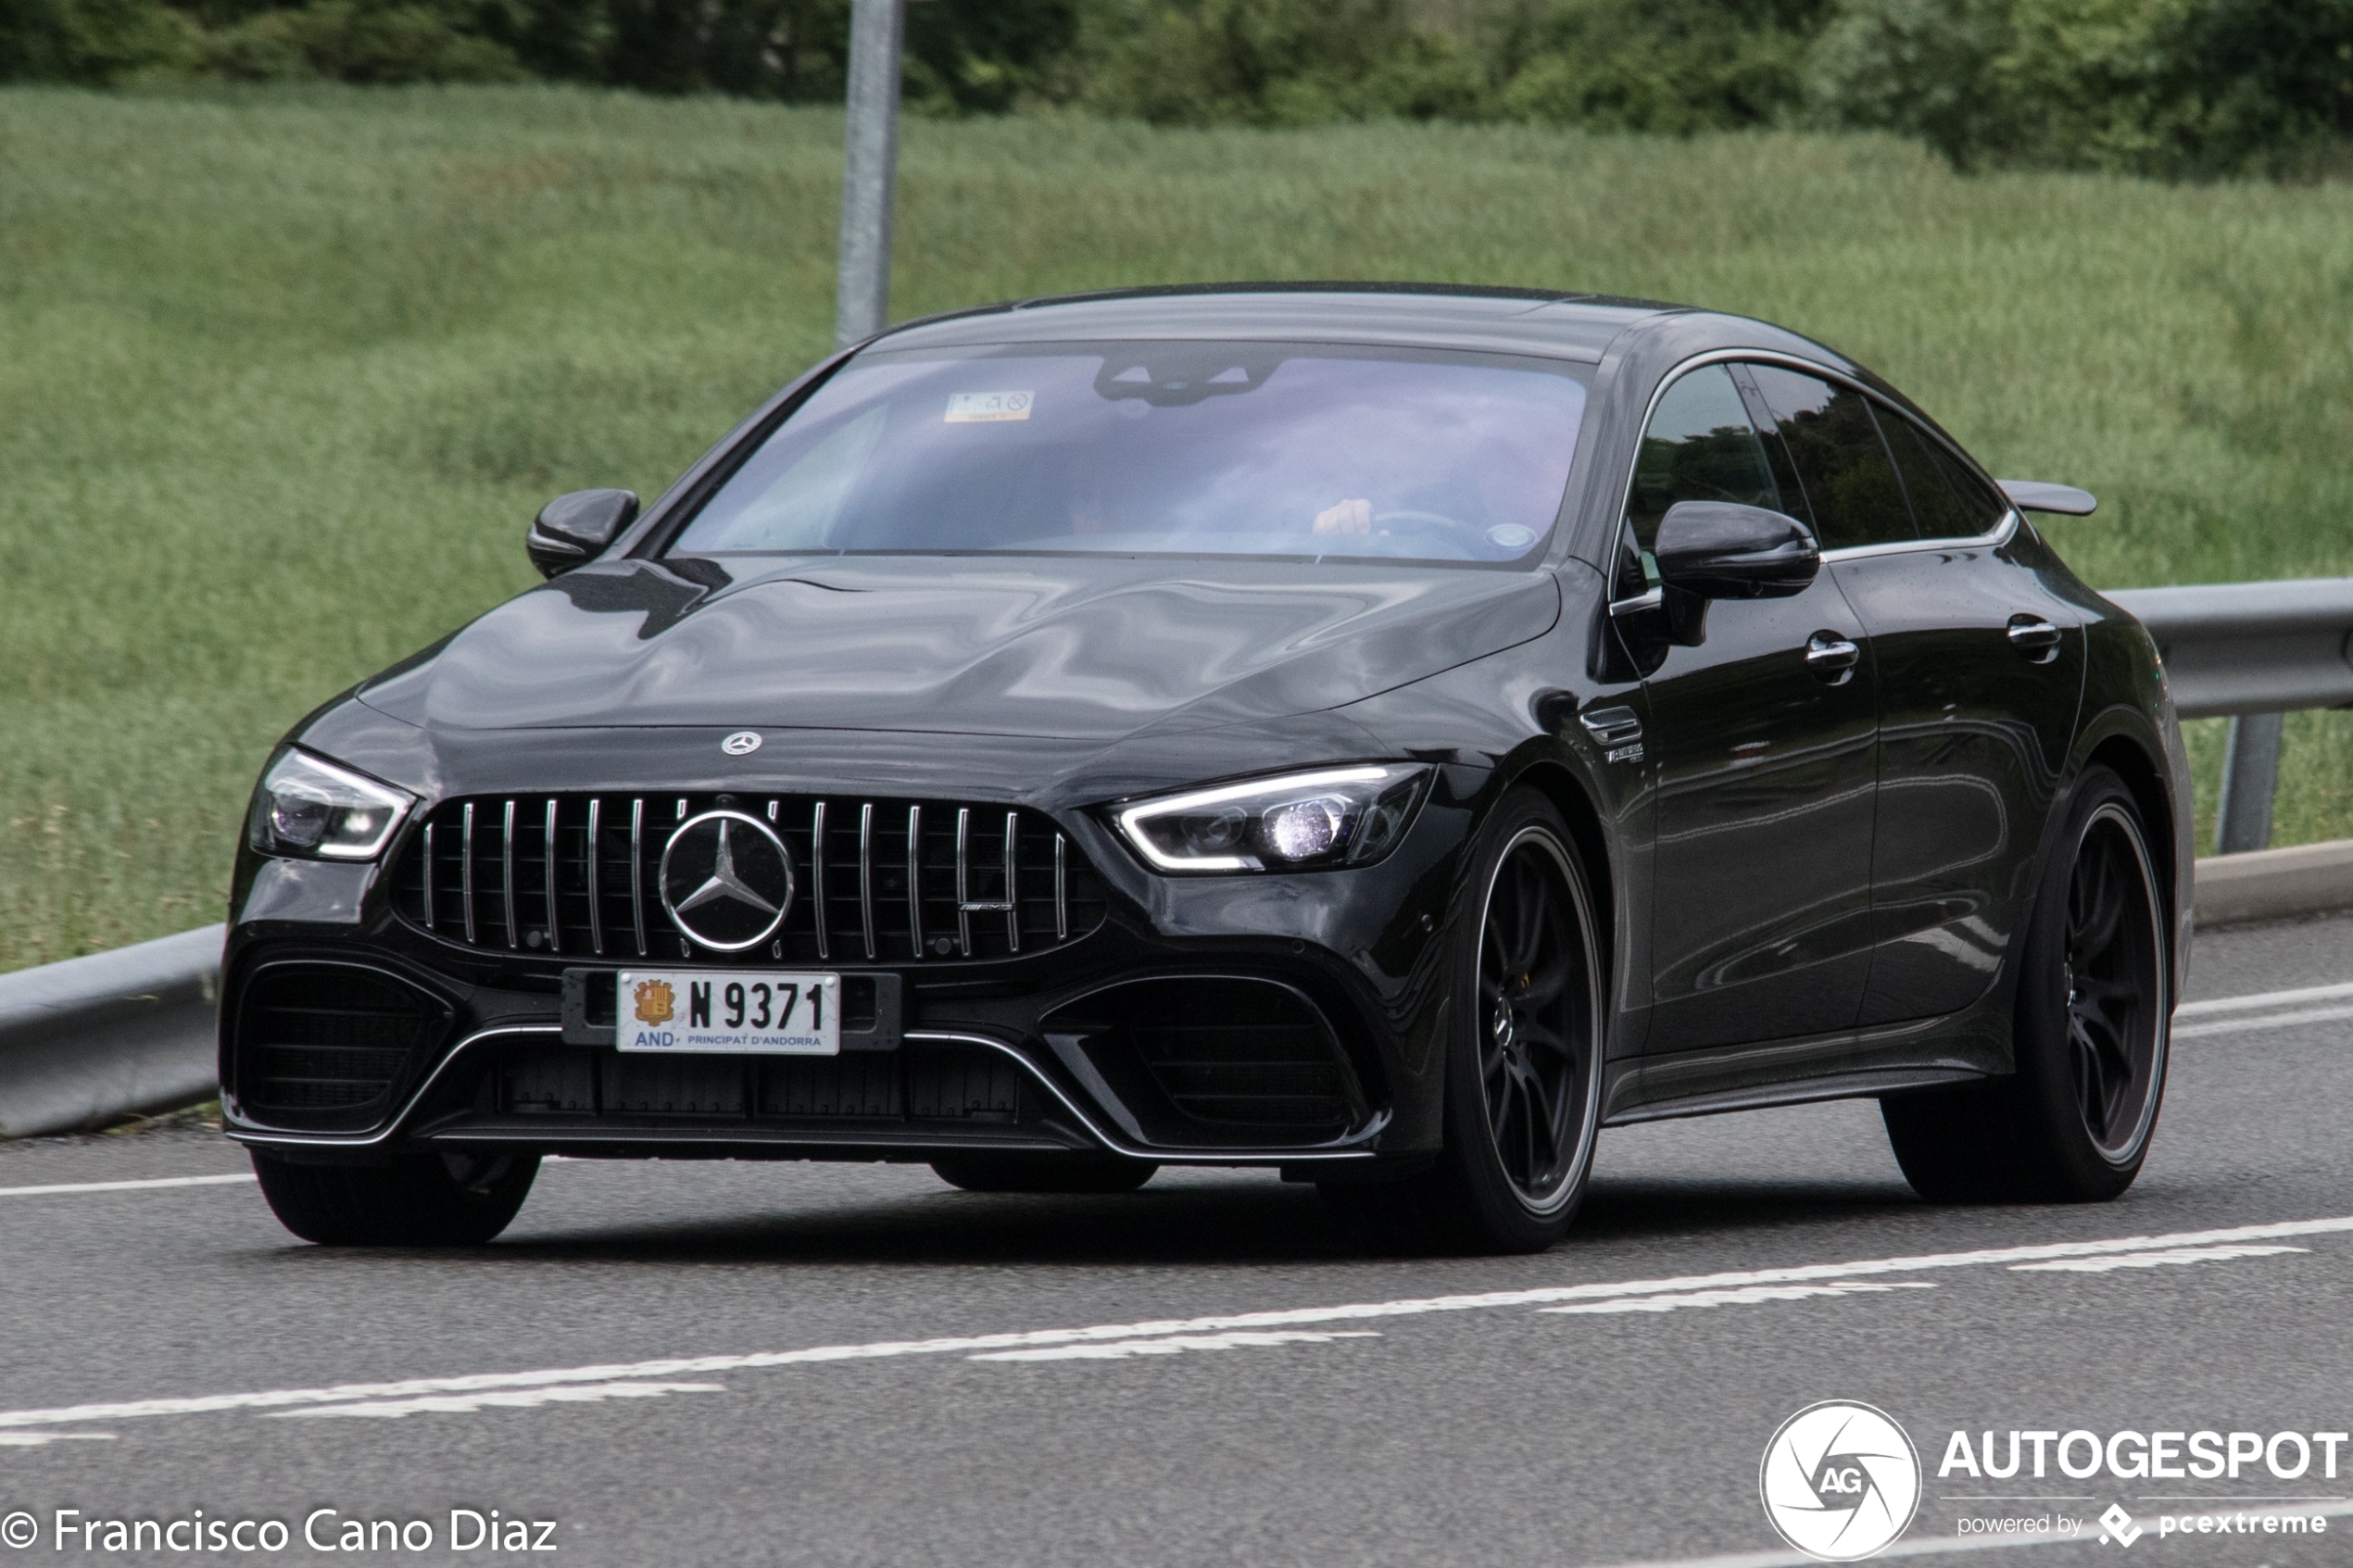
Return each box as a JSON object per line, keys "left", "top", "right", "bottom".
{"left": 659, "top": 810, "right": 794, "bottom": 950}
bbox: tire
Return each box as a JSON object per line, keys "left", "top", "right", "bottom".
{"left": 1882, "top": 766, "right": 2171, "bottom": 1204}
{"left": 252, "top": 1149, "right": 540, "bottom": 1246}
{"left": 1325, "top": 789, "right": 1604, "bottom": 1253}
{"left": 930, "top": 1152, "right": 1158, "bottom": 1194}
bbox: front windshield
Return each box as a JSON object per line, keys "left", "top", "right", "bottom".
{"left": 668, "top": 341, "right": 1590, "bottom": 564}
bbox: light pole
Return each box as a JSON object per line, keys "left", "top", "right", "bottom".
{"left": 835, "top": 0, "right": 907, "bottom": 348}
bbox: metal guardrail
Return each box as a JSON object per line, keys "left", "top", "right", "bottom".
{"left": 0, "top": 924, "right": 222, "bottom": 1138}
{"left": 0, "top": 577, "right": 2347, "bottom": 1137}
{"left": 2108, "top": 577, "right": 2353, "bottom": 853}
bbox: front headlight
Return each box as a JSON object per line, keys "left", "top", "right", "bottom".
{"left": 247, "top": 749, "right": 416, "bottom": 861}
{"left": 1111, "top": 764, "right": 1431, "bottom": 874}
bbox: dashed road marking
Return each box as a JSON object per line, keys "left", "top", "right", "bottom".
{"left": 2009, "top": 1243, "right": 2307, "bottom": 1273}
{"left": 1542, "top": 1282, "right": 1935, "bottom": 1314}
{"left": 2174, "top": 978, "right": 2353, "bottom": 1039}
{"left": 276, "top": 1381, "right": 727, "bottom": 1419}
{"left": 6, "top": 1210, "right": 2353, "bottom": 1434}
{"left": 973, "top": 1330, "right": 1379, "bottom": 1362}
{"left": 2176, "top": 979, "right": 2353, "bottom": 1018}
{"left": 0, "top": 1173, "right": 253, "bottom": 1200}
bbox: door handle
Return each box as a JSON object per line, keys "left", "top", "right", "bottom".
{"left": 2007, "top": 615, "right": 2062, "bottom": 662}
{"left": 1804, "top": 632, "right": 1861, "bottom": 683}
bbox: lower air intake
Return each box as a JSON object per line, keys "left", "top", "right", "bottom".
{"left": 235, "top": 965, "right": 450, "bottom": 1132}
{"left": 1046, "top": 976, "right": 1366, "bottom": 1145}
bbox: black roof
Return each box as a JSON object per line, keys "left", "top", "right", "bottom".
{"left": 875, "top": 281, "right": 1692, "bottom": 364}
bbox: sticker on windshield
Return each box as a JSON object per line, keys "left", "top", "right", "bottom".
{"left": 946, "top": 391, "right": 1033, "bottom": 423}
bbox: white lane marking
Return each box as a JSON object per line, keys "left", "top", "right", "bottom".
{"left": 11, "top": 1211, "right": 2353, "bottom": 1432}
{"left": 1542, "top": 1282, "right": 1934, "bottom": 1315}
{"left": 2010, "top": 1243, "right": 2307, "bottom": 1273}
{"left": 2176, "top": 979, "right": 2353, "bottom": 1017}
{"left": 275, "top": 1380, "right": 725, "bottom": 1419}
{"left": 1578, "top": 1497, "right": 2353, "bottom": 1566}
{"left": 0, "top": 1173, "right": 254, "bottom": 1199}
{"left": 975, "top": 1330, "right": 1378, "bottom": 1362}
{"left": 2175, "top": 1002, "right": 2353, "bottom": 1039}
{"left": 0, "top": 1432, "right": 116, "bottom": 1447}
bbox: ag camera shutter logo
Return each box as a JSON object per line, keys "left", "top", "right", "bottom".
{"left": 1760, "top": 1400, "right": 1922, "bottom": 1561}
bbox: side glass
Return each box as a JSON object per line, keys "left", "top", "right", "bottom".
{"left": 1617, "top": 363, "right": 1782, "bottom": 598}
{"left": 1881, "top": 412, "right": 2009, "bottom": 540}
{"left": 1744, "top": 365, "right": 1916, "bottom": 550}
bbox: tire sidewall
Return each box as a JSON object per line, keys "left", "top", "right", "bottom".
{"left": 2013, "top": 766, "right": 2171, "bottom": 1189}
{"left": 1438, "top": 789, "right": 1604, "bottom": 1249}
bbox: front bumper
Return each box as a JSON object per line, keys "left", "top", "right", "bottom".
{"left": 220, "top": 771, "right": 1489, "bottom": 1167}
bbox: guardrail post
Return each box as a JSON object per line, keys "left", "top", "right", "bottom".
{"left": 2215, "top": 711, "right": 2285, "bottom": 854}
{"left": 834, "top": 0, "right": 907, "bottom": 349}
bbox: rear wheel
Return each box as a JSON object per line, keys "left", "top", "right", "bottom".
{"left": 1882, "top": 767, "right": 2171, "bottom": 1202}
{"left": 1326, "top": 791, "right": 1604, "bottom": 1252}
{"left": 251, "top": 1149, "right": 539, "bottom": 1246}
{"left": 930, "top": 1152, "right": 1158, "bottom": 1194}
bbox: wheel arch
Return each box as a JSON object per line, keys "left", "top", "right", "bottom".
{"left": 1499, "top": 758, "right": 1618, "bottom": 1007}
{"left": 2084, "top": 733, "right": 2178, "bottom": 931}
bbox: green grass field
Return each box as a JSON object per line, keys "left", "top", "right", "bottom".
{"left": 4, "top": 84, "right": 2350, "bottom": 972}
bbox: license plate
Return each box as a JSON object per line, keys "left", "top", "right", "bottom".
{"left": 616, "top": 971, "right": 840, "bottom": 1056}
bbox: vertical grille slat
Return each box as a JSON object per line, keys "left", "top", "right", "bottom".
{"left": 460, "top": 802, "right": 478, "bottom": 946}
{"left": 397, "top": 794, "right": 1102, "bottom": 964}
{"left": 954, "top": 807, "right": 973, "bottom": 959}
{"left": 585, "top": 798, "right": 604, "bottom": 956}
{"left": 859, "top": 803, "right": 876, "bottom": 960}
{"left": 1003, "top": 811, "right": 1021, "bottom": 953}
{"left": 630, "top": 797, "right": 647, "bottom": 958}
{"left": 906, "top": 805, "right": 925, "bottom": 959}
{"left": 812, "top": 802, "right": 829, "bottom": 962}
{"left": 500, "top": 799, "right": 519, "bottom": 950}
{"left": 543, "top": 798, "right": 561, "bottom": 955}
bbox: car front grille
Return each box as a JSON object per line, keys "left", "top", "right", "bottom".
{"left": 235, "top": 964, "right": 450, "bottom": 1130}
{"left": 389, "top": 794, "right": 1107, "bottom": 964}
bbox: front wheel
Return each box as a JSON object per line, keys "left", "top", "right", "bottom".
{"left": 1882, "top": 766, "right": 2171, "bottom": 1203}
{"left": 1327, "top": 790, "right": 1604, "bottom": 1252}
{"left": 252, "top": 1149, "right": 539, "bottom": 1246}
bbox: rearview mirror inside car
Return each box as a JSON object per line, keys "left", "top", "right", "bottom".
{"left": 1652, "top": 501, "right": 1819, "bottom": 601}
{"left": 527, "top": 488, "right": 639, "bottom": 578}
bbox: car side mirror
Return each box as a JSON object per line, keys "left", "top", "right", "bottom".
{"left": 1653, "top": 501, "right": 1819, "bottom": 600}
{"left": 527, "top": 489, "right": 639, "bottom": 578}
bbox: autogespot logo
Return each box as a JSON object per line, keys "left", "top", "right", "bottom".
{"left": 1760, "top": 1401, "right": 1923, "bottom": 1562}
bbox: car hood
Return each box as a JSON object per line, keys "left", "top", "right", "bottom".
{"left": 358, "top": 555, "right": 1560, "bottom": 743}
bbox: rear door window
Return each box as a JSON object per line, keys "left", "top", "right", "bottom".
{"left": 1744, "top": 365, "right": 1915, "bottom": 550}
{"left": 1879, "top": 411, "right": 2010, "bottom": 540}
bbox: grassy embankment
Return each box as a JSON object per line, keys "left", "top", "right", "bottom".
{"left": 4, "top": 85, "right": 2350, "bottom": 971}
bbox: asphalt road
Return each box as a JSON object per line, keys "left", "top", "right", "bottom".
{"left": 5, "top": 913, "right": 2352, "bottom": 1567}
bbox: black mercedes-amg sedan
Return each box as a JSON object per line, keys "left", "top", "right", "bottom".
{"left": 223, "top": 283, "right": 2191, "bottom": 1252}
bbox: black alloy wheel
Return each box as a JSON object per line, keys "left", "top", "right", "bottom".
{"left": 1478, "top": 829, "right": 1594, "bottom": 1206}
{"left": 1882, "top": 766, "right": 2170, "bottom": 1203}
{"left": 1325, "top": 790, "right": 1603, "bottom": 1253}
{"left": 2062, "top": 803, "right": 2166, "bottom": 1160}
